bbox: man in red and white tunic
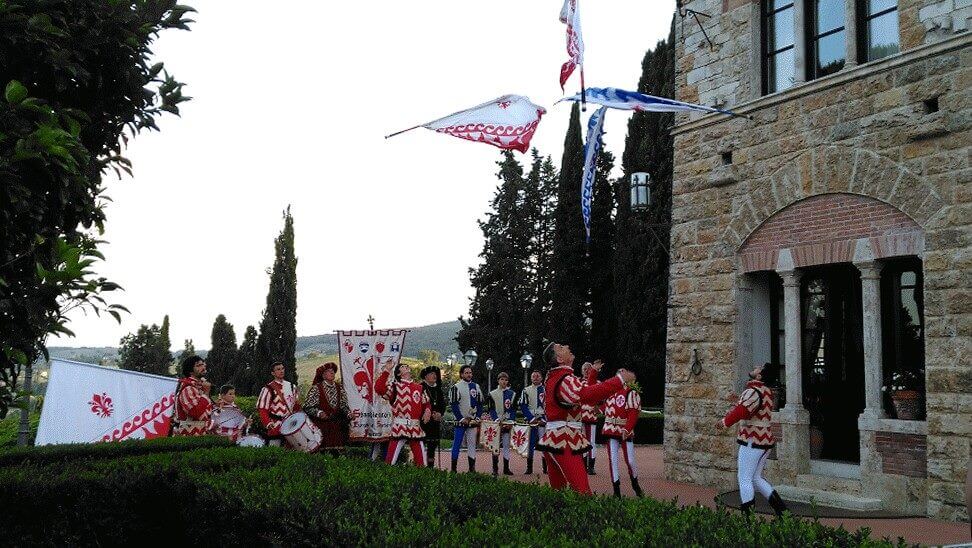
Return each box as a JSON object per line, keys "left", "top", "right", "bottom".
{"left": 173, "top": 355, "right": 213, "bottom": 436}
{"left": 602, "top": 382, "right": 643, "bottom": 498}
{"left": 209, "top": 384, "right": 250, "bottom": 442}
{"left": 257, "top": 361, "right": 301, "bottom": 446}
{"left": 375, "top": 359, "right": 431, "bottom": 466}
{"left": 537, "top": 342, "right": 634, "bottom": 494}
{"left": 717, "top": 362, "right": 789, "bottom": 516}
{"left": 579, "top": 361, "right": 601, "bottom": 475}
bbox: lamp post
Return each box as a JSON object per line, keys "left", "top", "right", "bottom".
{"left": 485, "top": 358, "right": 494, "bottom": 393}
{"left": 631, "top": 172, "right": 651, "bottom": 210}
{"left": 463, "top": 349, "right": 477, "bottom": 368}
{"left": 520, "top": 352, "right": 533, "bottom": 390}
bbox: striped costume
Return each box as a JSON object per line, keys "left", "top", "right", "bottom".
{"left": 579, "top": 366, "right": 600, "bottom": 470}
{"left": 209, "top": 402, "right": 246, "bottom": 442}
{"left": 722, "top": 379, "right": 781, "bottom": 511}
{"left": 602, "top": 386, "right": 643, "bottom": 496}
{"left": 173, "top": 377, "right": 213, "bottom": 437}
{"left": 375, "top": 370, "right": 430, "bottom": 466}
{"left": 257, "top": 379, "right": 300, "bottom": 439}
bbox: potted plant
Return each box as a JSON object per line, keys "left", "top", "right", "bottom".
{"left": 890, "top": 369, "right": 924, "bottom": 420}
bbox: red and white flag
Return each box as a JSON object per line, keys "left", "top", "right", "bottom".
{"left": 35, "top": 359, "right": 178, "bottom": 445}
{"left": 385, "top": 95, "right": 546, "bottom": 153}
{"left": 337, "top": 329, "right": 407, "bottom": 442}
{"left": 511, "top": 424, "right": 531, "bottom": 457}
{"left": 559, "top": 0, "right": 585, "bottom": 91}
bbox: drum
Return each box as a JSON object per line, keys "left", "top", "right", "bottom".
{"left": 237, "top": 434, "right": 266, "bottom": 448}
{"left": 213, "top": 407, "right": 246, "bottom": 432}
{"left": 280, "top": 411, "right": 322, "bottom": 453}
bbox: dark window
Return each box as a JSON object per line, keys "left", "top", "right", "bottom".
{"left": 807, "top": 0, "right": 846, "bottom": 80}
{"left": 859, "top": 0, "right": 899, "bottom": 61}
{"left": 763, "top": 0, "right": 796, "bottom": 94}
{"left": 880, "top": 258, "right": 925, "bottom": 419}
{"left": 769, "top": 273, "right": 787, "bottom": 407}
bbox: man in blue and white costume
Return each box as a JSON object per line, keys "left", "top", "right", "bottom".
{"left": 486, "top": 372, "right": 517, "bottom": 477}
{"left": 520, "top": 370, "right": 546, "bottom": 475}
{"left": 449, "top": 365, "right": 483, "bottom": 473}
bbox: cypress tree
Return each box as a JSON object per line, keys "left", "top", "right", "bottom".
{"left": 207, "top": 314, "right": 238, "bottom": 390}
{"left": 118, "top": 323, "right": 169, "bottom": 376}
{"left": 159, "top": 314, "right": 172, "bottom": 371}
{"left": 178, "top": 339, "right": 195, "bottom": 370}
{"left": 548, "top": 103, "right": 589, "bottom": 358}
{"left": 522, "top": 150, "right": 559, "bottom": 376}
{"left": 588, "top": 150, "right": 618, "bottom": 369}
{"left": 614, "top": 24, "right": 675, "bottom": 407}
{"left": 256, "top": 207, "right": 299, "bottom": 385}
{"left": 233, "top": 326, "right": 260, "bottom": 396}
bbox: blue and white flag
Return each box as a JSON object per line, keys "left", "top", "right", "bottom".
{"left": 561, "top": 87, "right": 741, "bottom": 117}
{"left": 582, "top": 106, "right": 607, "bottom": 243}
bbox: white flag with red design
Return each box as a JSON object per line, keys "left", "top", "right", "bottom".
{"left": 479, "top": 419, "right": 501, "bottom": 455}
{"left": 559, "top": 0, "right": 584, "bottom": 90}
{"left": 35, "top": 359, "right": 178, "bottom": 446}
{"left": 386, "top": 95, "right": 546, "bottom": 153}
{"left": 511, "top": 424, "right": 531, "bottom": 457}
{"left": 337, "top": 329, "right": 407, "bottom": 442}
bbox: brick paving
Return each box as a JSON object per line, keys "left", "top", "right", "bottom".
{"left": 433, "top": 445, "right": 970, "bottom": 546}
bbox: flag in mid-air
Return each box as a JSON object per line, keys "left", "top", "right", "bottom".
{"left": 386, "top": 95, "right": 546, "bottom": 153}
{"left": 561, "top": 87, "right": 741, "bottom": 117}
{"left": 581, "top": 106, "right": 607, "bottom": 242}
{"left": 559, "top": 0, "right": 585, "bottom": 91}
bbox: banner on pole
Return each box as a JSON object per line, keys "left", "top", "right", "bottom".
{"left": 479, "top": 419, "right": 501, "bottom": 455}
{"left": 337, "top": 329, "right": 408, "bottom": 442}
{"left": 511, "top": 424, "right": 531, "bottom": 457}
{"left": 35, "top": 359, "right": 178, "bottom": 446}
{"left": 581, "top": 106, "right": 607, "bottom": 243}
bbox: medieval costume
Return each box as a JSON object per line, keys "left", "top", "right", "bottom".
{"left": 375, "top": 366, "right": 431, "bottom": 466}
{"left": 720, "top": 363, "right": 788, "bottom": 516}
{"left": 305, "top": 363, "right": 349, "bottom": 450}
{"left": 173, "top": 376, "right": 213, "bottom": 436}
{"left": 486, "top": 381, "right": 517, "bottom": 477}
{"left": 420, "top": 365, "right": 446, "bottom": 468}
{"left": 449, "top": 376, "right": 483, "bottom": 472}
{"left": 257, "top": 376, "right": 300, "bottom": 446}
{"left": 537, "top": 361, "right": 624, "bottom": 495}
{"left": 602, "top": 384, "right": 643, "bottom": 497}
{"left": 209, "top": 400, "right": 246, "bottom": 442}
{"left": 579, "top": 363, "right": 600, "bottom": 475}
{"left": 520, "top": 378, "right": 546, "bottom": 474}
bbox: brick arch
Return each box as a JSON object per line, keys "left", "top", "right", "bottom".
{"left": 723, "top": 146, "right": 946, "bottom": 257}
{"left": 737, "top": 193, "right": 924, "bottom": 272}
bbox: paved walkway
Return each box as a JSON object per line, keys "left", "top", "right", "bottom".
{"left": 432, "top": 445, "right": 970, "bottom": 546}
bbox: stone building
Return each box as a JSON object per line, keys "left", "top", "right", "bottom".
{"left": 664, "top": 0, "right": 969, "bottom": 521}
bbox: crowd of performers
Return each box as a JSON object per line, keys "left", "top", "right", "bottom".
{"left": 172, "top": 347, "right": 790, "bottom": 509}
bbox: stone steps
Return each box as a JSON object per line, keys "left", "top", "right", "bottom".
{"left": 777, "top": 485, "right": 883, "bottom": 511}
{"left": 796, "top": 473, "right": 863, "bottom": 495}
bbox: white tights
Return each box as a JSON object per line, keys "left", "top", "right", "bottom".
{"left": 607, "top": 438, "right": 638, "bottom": 482}
{"left": 737, "top": 444, "right": 774, "bottom": 503}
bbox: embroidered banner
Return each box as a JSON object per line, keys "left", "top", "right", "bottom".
{"left": 337, "top": 329, "right": 408, "bottom": 442}
{"left": 511, "top": 424, "right": 532, "bottom": 457}
{"left": 35, "top": 359, "right": 178, "bottom": 445}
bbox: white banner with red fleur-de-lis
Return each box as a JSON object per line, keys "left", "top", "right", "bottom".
{"left": 35, "top": 359, "right": 178, "bottom": 446}
{"left": 511, "top": 424, "right": 532, "bottom": 457}
{"left": 479, "top": 419, "right": 501, "bottom": 455}
{"left": 336, "top": 329, "right": 408, "bottom": 442}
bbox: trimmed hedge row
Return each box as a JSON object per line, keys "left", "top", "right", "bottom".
{"left": 0, "top": 441, "right": 906, "bottom": 547}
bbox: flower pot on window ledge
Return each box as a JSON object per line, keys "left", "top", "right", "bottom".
{"left": 891, "top": 390, "right": 923, "bottom": 420}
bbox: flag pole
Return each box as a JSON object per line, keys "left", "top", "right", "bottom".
{"left": 580, "top": 66, "right": 587, "bottom": 113}
{"left": 384, "top": 124, "right": 423, "bottom": 140}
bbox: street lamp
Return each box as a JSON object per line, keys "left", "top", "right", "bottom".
{"left": 520, "top": 352, "right": 533, "bottom": 389}
{"left": 447, "top": 353, "right": 457, "bottom": 367}
{"left": 631, "top": 172, "right": 651, "bottom": 210}
{"left": 463, "top": 349, "right": 477, "bottom": 368}
{"left": 485, "top": 358, "right": 494, "bottom": 392}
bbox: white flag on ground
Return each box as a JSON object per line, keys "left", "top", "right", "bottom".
{"left": 35, "top": 359, "right": 178, "bottom": 445}
{"left": 385, "top": 95, "right": 546, "bottom": 153}
{"left": 337, "top": 329, "right": 407, "bottom": 442}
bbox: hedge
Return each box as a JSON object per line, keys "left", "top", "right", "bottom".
{"left": 0, "top": 440, "right": 906, "bottom": 547}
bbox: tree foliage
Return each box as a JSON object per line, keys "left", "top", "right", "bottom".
{"left": 256, "top": 208, "right": 298, "bottom": 385}
{"left": 206, "top": 314, "right": 237, "bottom": 390}
{"left": 0, "top": 0, "right": 194, "bottom": 417}
{"left": 588, "top": 150, "right": 618, "bottom": 370}
{"left": 232, "top": 326, "right": 259, "bottom": 396}
{"left": 118, "top": 322, "right": 170, "bottom": 376}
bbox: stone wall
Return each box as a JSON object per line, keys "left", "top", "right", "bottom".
{"left": 667, "top": 1, "right": 970, "bottom": 521}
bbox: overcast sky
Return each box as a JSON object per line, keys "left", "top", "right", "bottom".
{"left": 51, "top": 1, "right": 677, "bottom": 350}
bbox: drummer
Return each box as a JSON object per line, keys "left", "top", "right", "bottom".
{"left": 520, "top": 370, "right": 546, "bottom": 475}
{"left": 210, "top": 384, "right": 250, "bottom": 442}
{"left": 449, "top": 365, "right": 483, "bottom": 473}
{"left": 257, "top": 361, "right": 301, "bottom": 447}
{"left": 484, "top": 372, "right": 517, "bottom": 477}
{"left": 305, "top": 362, "right": 350, "bottom": 452}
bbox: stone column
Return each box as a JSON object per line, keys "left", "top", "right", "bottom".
{"left": 845, "top": 0, "right": 859, "bottom": 68}
{"left": 856, "top": 260, "right": 884, "bottom": 419}
{"left": 775, "top": 267, "right": 810, "bottom": 480}
{"left": 793, "top": 0, "right": 807, "bottom": 84}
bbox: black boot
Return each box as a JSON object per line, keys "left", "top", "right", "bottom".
{"left": 526, "top": 457, "right": 534, "bottom": 475}
{"left": 588, "top": 456, "right": 596, "bottom": 475}
{"left": 541, "top": 457, "right": 547, "bottom": 474}
{"left": 450, "top": 458, "right": 458, "bottom": 473}
{"left": 612, "top": 480, "right": 622, "bottom": 498}
{"left": 467, "top": 456, "right": 476, "bottom": 473}
{"left": 740, "top": 499, "right": 755, "bottom": 517}
{"left": 630, "top": 476, "right": 643, "bottom": 498}
{"left": 768, "top": 490, "right": 788, "bottom": 517}
{"left": 503, "top": 458, "right": 513, "bottom": 475}
{"left": 491, "top": 455, "right": 499, "bottom": 478}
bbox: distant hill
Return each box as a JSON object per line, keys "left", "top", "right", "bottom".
{"left": 47, "top": 320, "right": 461, "bottom": 364}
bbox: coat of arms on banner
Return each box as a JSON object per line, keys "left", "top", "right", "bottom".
{"left": 512, "top": 424, "right": 531, "bottom": 457}
{"left": 479, "top": 419, "right": 501, "bottom": 455}
{"left": 338, "top": 329, "right": 408, "bottom": 442}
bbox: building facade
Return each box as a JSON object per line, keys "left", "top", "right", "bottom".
{"left": 666, "top": 0, "right": 969, "bottom": 521}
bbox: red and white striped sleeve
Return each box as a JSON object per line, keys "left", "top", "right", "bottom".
{"left": 557, "top": 373, "right": 625, "bottom": 407}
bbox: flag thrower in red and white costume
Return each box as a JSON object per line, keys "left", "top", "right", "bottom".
{"left": 602, "top": 383, "right": 643, "bottom": 498}
{"left": 385, "top": 95, "right": 546, "bottom": 153}
{"left": 578, "top": 361, "right": 601, "bottom": 475}
{"left": 717, "top": 362, "right": 789, "bottom": 517}
{"left": 375, "top": 359, "right": 431, "bottom": 467}
{"left": 173, "top": 355, "right": 214, "bottom": 437}
{"left": 536, "top": 343, "right": 634, "bottom": 495}
{"left": 257, "top": 361, "right": 301, "bottom": 446}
